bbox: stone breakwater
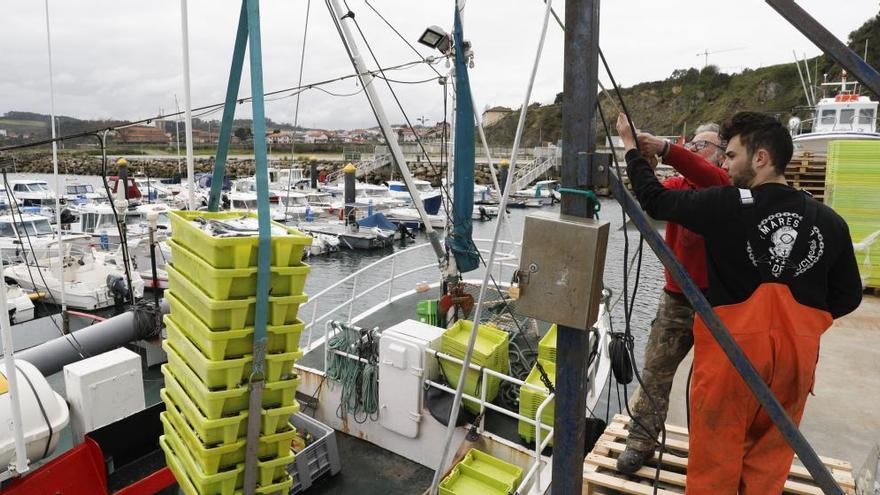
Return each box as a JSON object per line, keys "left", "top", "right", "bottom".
{"left": 10, "top": 154, "right": 511, "bottom": 186}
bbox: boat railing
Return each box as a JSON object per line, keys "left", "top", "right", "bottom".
{"left": 301, "top": 238, "right": 521, "bottom": 352}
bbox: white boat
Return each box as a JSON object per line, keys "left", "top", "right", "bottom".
{"left": 4, "top": 245, "right": 145, "bottom": 310}
{"left": 133, "top": 177, "right": 173, "bottom": 204}
{"left": 385, "top": 207, "right": 447, "bottom": 229}
{"left": 9, "top": 179, "right": 60, "bottom": 219}
{"left": 790, "top": 71, "right": 880, "bottom": 154}
{"left": 62, "top": 180, "right": 106, "bottom": 207}
{"left": 0, "top": 214, "right": 61, "bottom": 264}
{"left": 72, "top": 203, "right": 172, "bottom": 247}
{"left": 514, "top": 179, "right": 560, "bottom": 205}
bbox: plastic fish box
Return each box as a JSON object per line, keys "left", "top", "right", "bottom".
{"left": 439, "top": 464, "right": 512, "bottom": 495}
{"left": 288, "top": 413, "right": 341, "bottom": 494}
{"left": 161, "top": 409, "right": 296, "bottom": 475}
{"left": 537, "top": 324, "right": 557, "bottom": 364}
{"left": 160, "top": 429, "right": 293, "bottom": 495}
{"left": 169, "top": 239, "right": 310, "bottom": 299}
{"left": 518, "top": 361, "right": 556, "bottom": 445}
{"left": 165, "top": 294, "right": 302, "bottom": 360}
{"left": 165, "top": 325, "right": 301, "bottom": 390}
{"left": 169, "top": 210, "right": 312, "bottom": 269}
{"left": 167, "top": 265, "right": 307, "bottom": 330}
{"left": 458, "top": 449, "right": 522, "bottom": 490}
{"left": 161, "top": 379, "right": 297, "bottom": 447}
{"left": 161, "top": 364, "right": 299, "bottom": 420}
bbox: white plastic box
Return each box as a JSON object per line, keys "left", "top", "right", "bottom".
{"left": 63, "top": 348, "right": 145, "bottom": 443}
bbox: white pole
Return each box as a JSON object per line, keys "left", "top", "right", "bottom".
{"left": 180, "top": 0, "right": 196, "bottom": 211}
{"left": 174, "top": 95, "right": 183, "bottom": 176}
{"left": 0, "top": 275, "right": 28, "bottom": 475}
{"left": 44, "top": 0, "right": 68, "bottom": 328}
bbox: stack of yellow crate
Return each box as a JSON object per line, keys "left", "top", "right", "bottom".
{"left": 826, "top": 141, "right": 880, "bottom": 288}
{"left": 160, "top": 211, "right": 312, "bottom": 495}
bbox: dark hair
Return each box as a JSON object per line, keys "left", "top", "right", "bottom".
{"left": 720, "top": 112, "right": 793, "bottom": 175}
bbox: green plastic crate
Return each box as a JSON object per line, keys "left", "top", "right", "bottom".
{"left": 417, "top": 299, "right": 439, "bottom": 326}
{"left": 458, "top": 449, "right": 522, "bottom": 490}
{"left": 164, "top": 294, "right": 303, "bottom": 360}
{"left": 439, "top": 320, "right": 509, "bottom": 414}
{"left": 169, "top": 210, "right": 312, "bottom": 269}
{"left": 161, "top": 409, "right": 297, "bottom": 475}
{"left": 161, "top": 364, "right": 299, "bottom": 420}
{"left": 167, "top": 265, "right": 308, "bottom": 330}
{"left": 165, "top": 323, "right": 301, "bottom": 390}
{"left": 162, "top": 379, "right": 297, "bottom": 447}
{"left": 170, "top": 239, "right": 310, "bottom": 299}
{"left": 160, "top": 427, "right": 293, "bottom": 495}
{"left": 439, "top": 464, "right": 512, "bottom": 495}
{"left": 518, "top": 361, "right": 556, "bottom": 445}
{"left": 538, "top": 324, "right": 557, "bottom": 364}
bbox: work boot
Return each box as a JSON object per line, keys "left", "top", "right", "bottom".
{"left": 616, "top": 446, "right": 654, "bottom": 474}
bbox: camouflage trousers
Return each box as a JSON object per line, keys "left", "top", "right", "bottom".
{"left": 626, "top": 290, "right": 695, "bottom": 452}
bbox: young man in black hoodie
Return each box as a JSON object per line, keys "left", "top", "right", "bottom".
{"left": 616, "top": 111, "right": 862, "bottom": 494}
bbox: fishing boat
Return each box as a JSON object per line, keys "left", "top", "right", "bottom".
{"left": 790, "top": 71, "right": 880, "bottom": 154}
{"left": 8, "top": 179, "right": 60, "bottom": 219}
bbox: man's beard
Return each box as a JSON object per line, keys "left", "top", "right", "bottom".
{"left": 732, "top": 167, "right": 756, "bottom": 188}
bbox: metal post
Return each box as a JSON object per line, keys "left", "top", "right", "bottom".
{"left": 498, "top": 160, "right": 509, "bottom": 195}
{"left": 310, "top": 159, "right": 318, "bottom": 190}
{"left": 386, "top": 256, "right": 395, "bottom": 303}
{"left": 179, "top": 0, "right": 196, "bottom": 211}
{"left": 0, "top": 273, "right": 28, "bottom": 475}
{"left": 343, "top": 163, "right": 356, "bottom": 227}
{"left": 552, "top": 1, "right": 601, "bottom": 494}
{"left": 765, "top": 0, "right": 880, "bottom": 97}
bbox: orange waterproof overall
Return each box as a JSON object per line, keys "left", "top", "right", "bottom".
{"left": 686, "top": 200, "right": 832, "bottom": 495}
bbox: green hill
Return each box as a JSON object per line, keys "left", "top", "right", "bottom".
{"left": 484, "top": 10, "right": 880, "bottom": 147}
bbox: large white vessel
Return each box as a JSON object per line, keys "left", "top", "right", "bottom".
{"left": 789, "top": 71, "right": 880, "bottom": 154}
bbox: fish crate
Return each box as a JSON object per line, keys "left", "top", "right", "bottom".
{"left": 169, "top": 210, "right": 312, "bottom": 269}
{"left": 288, "top": 413, "right": 341, "bottom": 494}
{"left": 582, "top": 414, "right": 856, "bottom": 495}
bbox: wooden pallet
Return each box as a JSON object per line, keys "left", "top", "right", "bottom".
{"left": 582, "top": 414, "right": 855, "bottom": 495}
{"left": 787, "top": 152, "right": 827, "bottom": 202}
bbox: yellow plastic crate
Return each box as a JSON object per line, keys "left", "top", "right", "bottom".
{"left": 167, "top": 265, "right": 307, "bottom": 330}
{"left": 169, "top": 239, "right": 310, "bottom": 299}
{"left": 518, "top": 361, "right": 555, "bottom": 445}
{"left": 458, "top": 449, "right": 522, "bottom": 490}
{"left": 439, "top": 464, "right": 511, "bottom": 495}
{"left": 537, "top": 324, "right": 557, "bottom": 364}
{"left": 165, "top": 294, "right": 303, "bottom": 360}
{"left": 165, "top": 325, "right": 301, "bottom": 390}
{"left": 169, "top": 210, "right": 312, "bottom": 269}
{"left": 161, "top": 364, "right": 299, "bottom": 420}
{"left": 161, "top": 408, "right": 297, "bottom": 475}
{"left": 161, "top": 427, "right": 293, "bottom": 495}
{"left": 161, "top": 380, "right": 297, "bottom": 447}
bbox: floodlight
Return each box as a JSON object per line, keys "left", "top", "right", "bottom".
{"left": 418, "top": 25, "right": 450, "bottom": 53}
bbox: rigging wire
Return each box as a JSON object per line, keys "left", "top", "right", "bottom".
{"left": 285, "top": 0, "right": 312, "bottom": 221}
{"left": 96, "top": 131, "right": 136, "bottom": 307}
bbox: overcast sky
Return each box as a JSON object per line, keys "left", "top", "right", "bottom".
{"left": 2, "top": 0, "right": 877, "bottom": 130}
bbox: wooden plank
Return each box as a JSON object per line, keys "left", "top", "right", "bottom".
{"left": 586, "top": 453, "right": 687, "bottom": 488}
{"left": 583, "top": 470, "right": 682, "bottom": 495}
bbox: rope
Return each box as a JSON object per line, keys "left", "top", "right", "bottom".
{"left": 326, "top": 321, "right": 379, "bottom": 423}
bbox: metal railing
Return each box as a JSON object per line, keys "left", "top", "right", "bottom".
{"left": 301, "top": 238, "right": 521, "bottom": 353}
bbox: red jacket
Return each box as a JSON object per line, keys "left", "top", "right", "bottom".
{"left": 660, "top": 144, "right": 729, "bottom": 293}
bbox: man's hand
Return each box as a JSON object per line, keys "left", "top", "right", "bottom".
{"left": 637, "top": 132, "right": 666, "bottom": 156}
{"left": 615, "top": 113, "right": 637, "bottom": 151}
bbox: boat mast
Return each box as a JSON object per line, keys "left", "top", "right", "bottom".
{"left": 43, "top": 0, "right": 69, "bottom": 333}
{"left": 552, "top": 0, "right": 602, "bottom": 493}
{"left": 179, "top": 0, "right": 197, "bottom": 211}
{"left": 326, "top": 0, "right": 445, "bottom": 263}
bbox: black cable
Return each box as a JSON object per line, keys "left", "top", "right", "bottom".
{"left": 362, "top": 0, "right": 443, "bottom": 78}
{"left": 16, "top": 363, "right": 53, "bottom": 459}
{"left": 0, "top": 57, "right": 446, "bottom": 153}
{"left": 96, "top": 133, "right": 135, "bottom": 306}
{"left": 1, "top": 170, "right": 88, "bottom": 359}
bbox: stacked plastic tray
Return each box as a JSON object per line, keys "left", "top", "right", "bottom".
{"left": 439, "top": 320, "right": 509, "bottom": 414}
{"left": 518, "top": 360, "right": 556, "bottom": 445}
{"left": 537, "top": 324, "right": 557, "bottom": 363}
{"left": 439, "top": 448, "right": 523, "bottom": 495}
{"left": 160, "top": 211, "right": 312, "bottom": 495}
{"left": 826, "top": 141, "right": 880, "bottom": 288}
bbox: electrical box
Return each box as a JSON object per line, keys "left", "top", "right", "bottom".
{"left": 378, "top": 320, "right": 445, "bottom": 438}
{"left": 515, "top": 211, "right": 609, "bottom": 330}
{"left": 64, "top": 348, "right": 145, "bottom": 443}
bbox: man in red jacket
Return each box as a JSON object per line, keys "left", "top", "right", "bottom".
{"left": 617, "top": 125, "right": 730, "bottom": 473}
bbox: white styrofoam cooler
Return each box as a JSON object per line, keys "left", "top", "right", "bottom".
{"left": 378, "top": 319, "right": 444, "bottom": 438}
{"left": 64, "top": 347, "right": 145, "bottom": 443}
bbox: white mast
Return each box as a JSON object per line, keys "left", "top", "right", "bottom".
{"left": 179, "top": 0, "right": 196, "bottom": 210}
{"left": 44, "top": 0, "right": 68, "bottom": 331}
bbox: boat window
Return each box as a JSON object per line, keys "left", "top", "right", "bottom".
{"left": 13, "top": 184, "right": 28, "bottom": 192}
{"left": 96, "top": 214, "right": 116, "bottom": 230}
{"left": 821, "top": 109, "right": 836, "bottom": 125}
{"left": 82, "top": 213, "right": 97, "bottom": 232}
{"left": 417, "top": 184, "right": 433, "bottom": 192}
{"left": 859, "top": 108, "right": 875, "bottom": 125}
{"left": 0, "top": 222, "right": 14, "bottom": 237}
{"left": 30, "top": 183, "right": 49, "bottom": 192}
{"left": 19, "top": 219, "right": 53, "bottom": 236}
{"left": 839, "top": 109, "right": 855, "bottom": 125}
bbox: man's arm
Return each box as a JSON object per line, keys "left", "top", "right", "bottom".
{"left": 827, "top": 222, "right": 863, "bottom": 319}
{"left": 625, "top": 149, "right": 736, "bottom": 235}
{"left": 664, "top": 144, "right": 730, "bottom": 188}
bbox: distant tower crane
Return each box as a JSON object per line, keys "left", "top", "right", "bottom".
{"left": 696, "top": 47, "right": 745, "bottom": 69}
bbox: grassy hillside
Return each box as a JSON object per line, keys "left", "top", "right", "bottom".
{"left": 484, "top": 10, "right": 880, "bottom": 147}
